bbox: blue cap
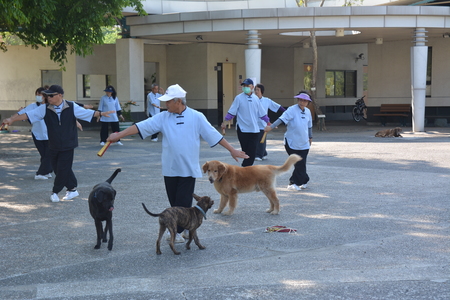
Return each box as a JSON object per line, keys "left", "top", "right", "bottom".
{"left": 241, "top": 78, "right": 254, "bottom": 86}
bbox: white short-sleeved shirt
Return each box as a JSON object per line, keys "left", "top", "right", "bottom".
{"left": 257, "top": 96, "right": 282, "bottom": 130}
{"left": 26, "top": 100, "right": 95, "bottom": 124}
{"left": 147, "top": 92, "right": 161, "bottom": 116}
{"left": 99, "top": 95, "right": 120, "bottom": 122}
{"left": 227, "top": 92, "right": 267, "bottom": 133}
{"left": 136, "top": 106, "right": 223, "bottom": 177}
{"left": 18, "top": 103, "right": 48, "bottom": 140}
{"left": 279, "top": 105, "right": 313, "bottom": 150}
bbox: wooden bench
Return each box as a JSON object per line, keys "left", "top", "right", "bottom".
{"left": 373, "top": 104, "right": 411, "bottom": 126}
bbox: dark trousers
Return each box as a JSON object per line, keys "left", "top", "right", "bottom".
{"left": 164, "top": 176, "right": 196, "bottom": 233}
{"left": 256, "top": 129, "right": 267, "bottom": 159}
{"left": 148, "top": 114, "right": 159, "bottom": 139}
{"left": 50, "top": 149, "right": 77, "bottom": 194}
{"left": 237, "top": 125, "right": 259, "bottom": 167}
{"left": 100, "top": 122, "right": 120, "bottom": 143}
{"left": 284, "top": 140, "right": 309, "bottom": 186}
{"left": 32, "top": 134, "right": 53, "bottom": 176}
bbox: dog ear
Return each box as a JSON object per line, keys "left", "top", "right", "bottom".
{"left": 202, "top": 162, "right": 209, "bottom": 173}
{"left": 217, "top": 163, "right": 227, "bottom": 180}
{"left": 192, "top": 193, "right": 200, "bottom": 202}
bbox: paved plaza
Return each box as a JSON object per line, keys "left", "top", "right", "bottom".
{"left": 0, "top": 122, "right": 449, "bottom": 299}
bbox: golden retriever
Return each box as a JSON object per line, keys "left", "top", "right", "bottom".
{"left": 202, "top": 154, "right": 301, "bottom": 216}
{"left": 375, "top": 127, "right": 403, "bottom": 137}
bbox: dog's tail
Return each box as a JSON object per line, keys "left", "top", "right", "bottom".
{"left": 274, "top": 154, "right": 302, "bottom": 174}
{"left": 106, "top": 168, "right": 121, "bottom": 184}
{"left": 141, "top": 203, "right": 161, "bottom": 217}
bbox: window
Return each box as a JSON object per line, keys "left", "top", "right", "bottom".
{"left": 304, "top": 64, "right": 312, "bottom": 90}
{"left": 325, "top": 70, "right": 356, "bottom": 97}
{"left": 106, "top": 75, "right": 112, "bottom": 87}
{"left": 83, "top": 75, "right": 91, "bottom": 98}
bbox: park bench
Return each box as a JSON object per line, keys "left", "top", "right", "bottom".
{"left": 373, "top": 104, "right": 411, "bottom": 126}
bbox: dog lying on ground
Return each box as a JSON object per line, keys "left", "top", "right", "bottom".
{"left": 375, "top": 127, "right": 403, "bottom": 137}
{"left": 88, "top": 168, "right": 121, "bottom": 251}
{"left": 142, "top": 194, "right": 214, "bottom": 255}
{"left": 202, "top": 154, "right": 301, "bottom": 216}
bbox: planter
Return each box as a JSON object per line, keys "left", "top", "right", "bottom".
{"left": 119, "top": 122, "right": 133, "bottom": 131}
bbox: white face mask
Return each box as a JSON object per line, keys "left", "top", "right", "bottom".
{"left": 36, "top": 95, "right": 43, "bottom": 102}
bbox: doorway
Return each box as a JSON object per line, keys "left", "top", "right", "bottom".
{"left": 217, "top": 62, "right": 235, "bottom": 126}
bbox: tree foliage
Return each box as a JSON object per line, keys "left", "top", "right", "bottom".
{"left": 0, "top": 0, "right": 145, "bottom": 66}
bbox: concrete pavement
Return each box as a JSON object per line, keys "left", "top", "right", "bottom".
{"left": 0, "top": 123, "right": 449, "bottom": 299}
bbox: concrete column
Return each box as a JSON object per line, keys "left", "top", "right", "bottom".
{"left": 411, "top": 28, "right": 428, "bottom": 132}
{"left": 245, "top": 30, "right": 261, "bottom": 84}
{"left": 115, "top": 38, "right": 145, "bottom": 113}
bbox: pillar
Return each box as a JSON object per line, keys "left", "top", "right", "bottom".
{"left": 115, "top": 38, "right": 145, "bottom": 113}
{"left": 245, "top": 30, "right": 261, "bottom": 85}
{"left": 411, "top": 28, "right": 428, "bottom": 132}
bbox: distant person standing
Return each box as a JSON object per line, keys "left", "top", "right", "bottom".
{"left": 254, "top": 83, "right": 286, "bottom": 161}
{"left": 98, "top": 86, "right": 123, "bottom": 146}
{"left": 146, "top": 84, "right": 163, "bottom": 142}
{"left": 221, "top": 78, "right": 269, "bottom": 167}
{"left": 264, "top": 91, "right": 313, "bottom": 191}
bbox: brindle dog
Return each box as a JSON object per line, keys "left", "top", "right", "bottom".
{"left": 375, "top": 127, "right": 403, "bottom": 137}
{"left": 142, "top": 194, "right": 214, "bottom": 255}
{"left": 88, "top": 168, "right": 121, "bottom": 251}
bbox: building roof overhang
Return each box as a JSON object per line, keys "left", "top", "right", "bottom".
{"left": 124, "top": 6, "right": 450, "bottom": 47}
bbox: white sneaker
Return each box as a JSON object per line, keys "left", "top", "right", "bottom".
{"left": 62, "top": 190, "right": 79, "bottom": 200}
{"left": 174, "top": 233, "right": 185, "bottom": 243}
{"left": 255, "top": 157, "right": 262, "bottom": 161}
{"left": 151, "top": 138, "right": 158, "bottom": 142}
{"left": 100, "top": 142, "right": 105, "bottom": 146}
{"left": 262, "top": 156, "right": 268, "bottom": 160}
{"left": 45, "top": 173, "right": 52, "bottom": 178}
{"left": 50, "top": 193, "right": 60, "bottom": 202}
{"left": 166, "top": 231, "right": 185, "bottom": 243}
{"left": 35, "top": 175, "right": 48, "bottom": 180}
{"left": 182, "top": 230, "right": 189, "bottom": 239}
{"left": 116, "top": 141, "right": 123, "bottom": 145}
{"left": 288, "top": 184, "right": 302, "bottom": 191}
{"left": 300, "top": 183, "right": 308, "bottom": 189}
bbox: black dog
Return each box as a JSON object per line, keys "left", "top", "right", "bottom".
{"left": 88, "top": 168, "right": 121, "bottom": 251}
{"left": 142, "top": 194, "right": 214, "bottom": 255}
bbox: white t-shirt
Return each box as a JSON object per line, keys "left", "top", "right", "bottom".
{"left": 147, "top": 92, "right": 161, "bottom": 116}
{"left": 228, "top": 92, "right": 267, "bottom": 133}
{"left": 136, "top": 106, "right": 223, "bottom": 177}
{"left": 257, "top": 96, "right": 282, "bottom": 130}
{"left": 279, "top": 105, "right": 312, "bottom": 150}
{"left": 18, "top": 102, "right": 48, "bottom": 140}
{"left": 26, "top": 100, "right": 95, "bottom": 124}
{"left": 99, "top": 95, "right": 120, "bottom": 122}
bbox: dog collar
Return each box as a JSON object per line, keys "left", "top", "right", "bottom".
{"left": 195, "top": 205, "right": 207, "bottom": 220}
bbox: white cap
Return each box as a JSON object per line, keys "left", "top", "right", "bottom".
{"left": 158, "top": 84, "right": 187, "bottom": 101}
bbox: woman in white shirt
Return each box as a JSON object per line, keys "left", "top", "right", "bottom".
{"left": 98, "top": 86, "right": 123, "bottom": 146}
{"left": 265, "top": 91, "right": 313, "bottom": 191}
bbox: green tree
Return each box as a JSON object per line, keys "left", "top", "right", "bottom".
{"left": 0, "top": 0, "right": 145, "bottom": 66}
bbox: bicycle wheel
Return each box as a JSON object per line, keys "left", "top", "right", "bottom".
{"left": 362, "top": 107, "right": 368, "bottom": 120}
{"left": 352, "top": 106, "right": 361, "bottom": 122}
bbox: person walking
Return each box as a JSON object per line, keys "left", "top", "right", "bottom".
{"left": 254, "top": 83, "right": 286, "bottom": 161}
{"left": 17, "top": 87, "right": 53, "bottom": 180}
{"left": 221, "top": 78, "right": 269, "bottom": 167}
{"left": 98, "top": 86, "right": 123, "bottom": 146}
{"left": 264, "top": 91, "right": 313, "bottom": 191}
{"left": 107, "top": 84, "right": 248, "bottom": 243}
{"left": 146, "top": 83, "right": 163, "bottom": 142}
{"left": 2, "top": 85, "right": 115, "bottom": 202}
